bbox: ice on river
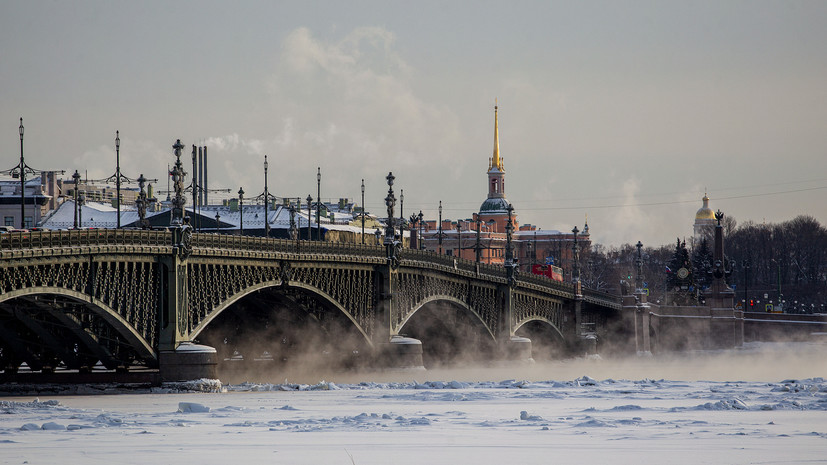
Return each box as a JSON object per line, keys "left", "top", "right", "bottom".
{"left": 1, "top": 343, "right": 826, "bottom": 464}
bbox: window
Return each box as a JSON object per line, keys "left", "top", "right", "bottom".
{"left": 4, "top": 217, "right": 13, "bottom": 226}
{"left": 24, "top": 216, "right": 33, "bottom": 228}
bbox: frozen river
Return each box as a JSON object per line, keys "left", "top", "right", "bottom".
{"left": 1, "top": 342, "right": 825, "bottom": 465}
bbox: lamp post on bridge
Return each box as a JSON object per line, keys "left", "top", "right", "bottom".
{"left": 634, "top": 240, "right": 644, "bottom": 293}
{"left": 306, "top": 194, "right": 312, "bottom": 241}
{"left": 137, "top": 174, "right": 148, "bottom": 229}
{"left": 72, "top": 170, "right": 81, "bottom": 229}
{"left": 418, "top": 210, "right": 424, "bottom": 250}
{"left": 316, "top": 167, "right": 321, "bottom": 242}
{"left": 384, "top": 172, "right": 396, "bottom": 246}
{"left": 475, "top": 217, "right": 481, "bottom": 263}
{"left": 361, "top": 179, "right": 365, "bottom": 244}
{"left": 399, "top": 189, "right": 404, "bottom": 246}
{"left": 263, "top": 156, "right": 270, "bottom": 238}
{"left": 456, "top": 221, "right": 461, "bottom": 258}
{"left": 18, "top": 118, "right": 24, "bottom": 228}
{"left": 238, "top": 187, "right": 244, "bottom": 235}
{"left": 115, "top": 131, "right": 122, "bottom": 228}
{"left": 505, "top": 204, "right": 515, "bottom": 284}
{"left": 438, "top": 200, "right": 443, "bottom": 255}
{"left": 170, "top": 139, "right": 186, "bottom": 226}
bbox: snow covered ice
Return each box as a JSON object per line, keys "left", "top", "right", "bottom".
{"left": 1, "top": 342, "right": 826, "bottom": 464}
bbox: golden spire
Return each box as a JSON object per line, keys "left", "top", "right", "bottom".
{"left": 490, "top": 99, "right": 504, "bottom": 171}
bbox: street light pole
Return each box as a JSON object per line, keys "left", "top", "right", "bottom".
{"left": 457, "top": 221, "right": 461, "bottom": 258}
{"left": 264, "top": 156, "right": 269, "bottom": 238}
{"left": 399, "top": 189, "right": 404, "bottom": 246}
{"left": 438, "top": 200, "right": 443, "bottom": 255}
{"left": 238, "top": 187, "right": 244, "bottom": 236}
{"left": 18, "top": 118, "right": 24, "bottom": 228}
{"left": 361, "top": 179, "right": 365, "bottom": 244}
{"left": 316, "top": 167, "right": 321, "bottom": 241}
{"left": 475, "top": 217, "right": 481, "bottom": 263}
{"left": 72, "top": 170, "right": 80, "bottom": 229}
{"left": 418, "top": 210, "right": 424, "bottom": 250}
{"left": 115, "top": 131, "right": 121, "bottom": 228}
{"left": 306, "top": 194, "right": 313, "bottom": 241}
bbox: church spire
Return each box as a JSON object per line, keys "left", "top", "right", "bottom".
{"left": 490, "top": 99, "right": 504, "bottom": 172}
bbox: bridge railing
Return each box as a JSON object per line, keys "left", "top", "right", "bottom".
{"left": 191, "top": 233, "right": 387, "bottom": 259}
{"left": 0, "top": 229, "right": 172, "bottom": 252}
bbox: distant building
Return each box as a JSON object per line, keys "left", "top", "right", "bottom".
{"left": 693, "top": 193, "right": 715, "bottom": 243}
{"left": 0, "top": 172, "right": 60, "bottom": 228}
{"left": 417, "top": 103, "right": 589, "bottom": 275}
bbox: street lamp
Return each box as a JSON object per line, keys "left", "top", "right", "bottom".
{"left": 383, "top": 172, "right": 395, "bottom": 246}
{"left": 306, "top": 194, "right": 313, "bottom": 240}
{"left": 361, "top": 179, "right": 365, "bottom": 244}
{"left": 634, "top": 240, "right": 643, "bottom": 291}
{"left": 238, "top": 187, "right": 244, "bottom": 235}
{"left": 316, "top": 167, "right": 321, "bottom": 241}
{"left": 438, "top": 200, "right": 443, "bottom": 255}
{"left": 19, "top": 118, "right": 24, "bottom": 228}
{"left": 456, "top": 221, "right": 461, "bottom": 258}
{"left": 418, "top": 210, "right": 424, "bottom": 250}
{"left": 72, "top": 170, "right": 81, "bottom": 229}
{"left": 215, "top": 212, "right": 221, "bottom": 232}
{"left": 137, "top": 174, "right": 148, "bottom": 229}
{"left": 399, "top": 189, "right": 404, "bottom": 246}
{"left": 263, "top": 156, "right": 269, "bottom": 238}
{"left": 475, "top": 217, "right": 481, "bottom": 263}
{"left": 115, "top": 131, "right": 121, "bottom": 228}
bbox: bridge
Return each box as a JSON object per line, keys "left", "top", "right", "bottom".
{"left": 0, "top": 228, "right": 620, "bottom": 381}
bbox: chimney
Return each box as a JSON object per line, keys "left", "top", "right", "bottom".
{"left": 198, "top": 147, "right": 203, "bottom": 207}
{"left": 203, "top": 146, "right": 208, "bottom": 206}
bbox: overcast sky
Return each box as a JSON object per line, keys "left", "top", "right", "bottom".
{"left": 2, "top": 1, "right": 825, "bottom": 246}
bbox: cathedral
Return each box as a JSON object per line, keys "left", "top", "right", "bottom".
{"left": 417, "top": 102, "right": 589, "bottom": 279}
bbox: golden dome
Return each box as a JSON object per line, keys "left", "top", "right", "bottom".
{"left": 695, "top": 194, "right": 715, "bottom": 220}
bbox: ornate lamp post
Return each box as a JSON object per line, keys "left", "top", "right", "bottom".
{"left": 384, "top": 172, "right": 395, "bottom": 246}
{"left": 289, "top": 202, "right": 297, "bottom": 241}
{"left": 399, "top": 189, "right": 404, "bottom": 245}
{"left": 475, "top": 217, "right": 481, "bottom": 263}
{"left": 361, "top": 179, "right": 365, "bottom": 244}
{"left": 456, "top": 221, "right": 462, "bottom": 258}
{"left": 418, "top": 210, "right": 424, "bottom": 250}
{"left": 136, "top": 174, "right": 148, "bottom": 229}
{"left": 18, "top": 118, "right": 24, "bottom": 228}
{"left": 170, "top": 139, "right": 186, "bottom": 226}
{"left": 263, "top": 156, "right": 270, "bottom": 238}
{"left": 526, "top": 240, "right": 533, "bottom": 272}
{"left": 316, "top": 167, "right": 321, "bottom": 241}
{"left": 438, "top": 200, "right": 443, "bottom": 254}
{"left": 72, "top": 170, "right": 81, "bottom": 229}
{"left": 115, "top": 131, "right": 121, "bottom": 228}
{"left": 238, "top": 187, "right": 244, "bottom": 235}
{"left": 306, "top": 194, "right": 312, "bottom": 240}
{"left": 505, "top": 204, "right": 515, "bottom": 283}
{"left": 634, "top": 240, "right": 644, "bottom": 292}
{"left": 571, "top": 226, "right": 580, "bottom": 283}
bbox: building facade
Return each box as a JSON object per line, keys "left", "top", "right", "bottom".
{"left": 416, "top": 103, "right": 589, "bottom": 278}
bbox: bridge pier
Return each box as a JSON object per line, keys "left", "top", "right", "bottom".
{"left": 374, "top": 335, "right": 424, "bottom": 370}
{"left": 159, "top": 342, "right": 218, "bottom": 382}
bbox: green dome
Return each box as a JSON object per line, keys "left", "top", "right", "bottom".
{"left": 479, "top": 197, "right": 511, "bottom": 214}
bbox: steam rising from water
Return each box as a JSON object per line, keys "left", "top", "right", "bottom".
{"left": 218, "top": 341, "right": 826, "bottom": 385}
